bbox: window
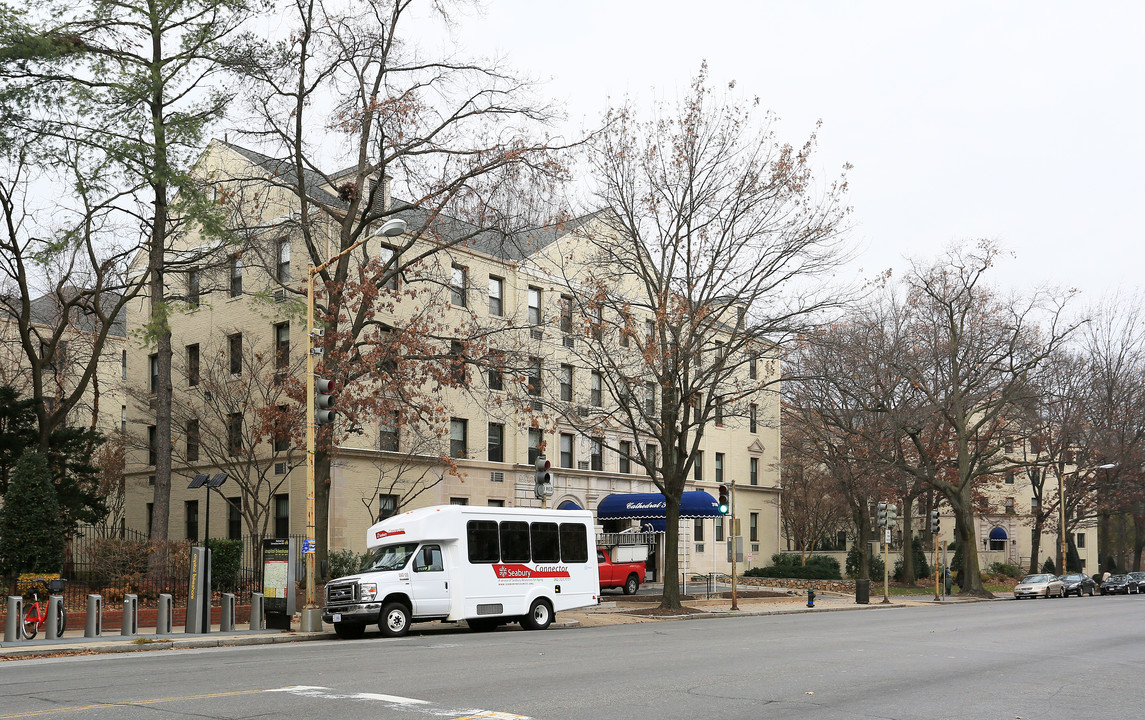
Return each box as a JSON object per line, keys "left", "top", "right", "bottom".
{"left": 560, "top": 295, "right": 573, "bottom": 333}
{"left": 715, "top": 453, "right": 724, "bottom": 484}
{"left": 450, "top": 341, "right": 466, "bottom": 383}
{"left": 227, "top": 497, "right": 242, "bottom": 540}
{"left": 379, "top": 412, "right": 399, "bottom": 452}
{"left": 452, "top": 498, "right": 469, "bottom": 505}
{"left": 560, "top": 433, "right": 574, "bottom": 468}
{"left": 121, "top": 349, "right": 128, "bottom": 380}
{"left": 149, "top": 354, "right": 159, "bottom": 393}
{"left": 715, "top": 517, "right": 724, "bottom": 542}
{"left": 645, "top": 444, "right": 657, "bottom": 476}
{"left": 277, "top": 239, "right": 290, "bottom": 283}
{"left": 693, "top": 451, "right": 703, "bottom": 482}
{"left": 619, "top": 314, "right": 630, "bottom": 348}
{"left": 715, "top": 396, "right": 724, "bottom": 426}
{"left": 1076, "top": 533, "right": 1086, "bottom": 549}
{"left": 750, "top": 457, "right": 759, "bottom": 486}
{"left": 1005, "top": 470, "right": 1015, "bottom": 485}
{"left": 146, "top": 503, "right": 154, "bottom": 539}
{"left": 528, "top": 428, "right": 543, "bottom": 465}
{"left": 378, "top": 494, "right": 398, "bottom": 521}
{"left": 450, "top": 418, "right": 468, "bottom": 458}
{"left": 749, "top": 403, "right": 758, "bottom": 433}
{"left": 750, "top": 512, "right": 758, "bottom": 542}
{"left": 229, "top": 333, "right": 242, "bottom": 375}
{"left": 187, "top": 344, "right": 200, "bottom": 386}
{"left": 1030, "top": 496, "right": 1039, "bottom": 510}
{"left": 748, "top": 352, "right": 757, "bottom": 380}
{"left": 694, "top": 518, "right": 705, "bottom": 542}
{"left": 644, "top": 381, "right": 657, "bottom": 415}
{"left": 379, "top": 245, "right": 399, "bottom": 291}
{"left": 487, "top": 423, "right": 504, "bottom": 462}
{"left": 148, "top": 425, "right": 156, "bottom": 466}
{"left": 488, "top": 276, "right": 503, "bottom": 316}
{"left": 185, "top": 500, "right": 199, "bottom": 541}
{"left": 560, "top": 365, "right": 573, "bottom": 402}
{"left": 274, "top": 494, "right": 289, "bottom": 538}
{"left": 275, "top": 323, "right": 290, "bottom": 373}
{"left": 229, "top": 254, "right": 243, "bottom": 297}
{"left": 274, "top": 406, "right": 290, "bottom": 452}
{"left": 500, "top": 522, "right": 531, "bottom": 563}
{"left": 227, "top": 413, "right": 242, "bottom": 456}
{"left": 560, "top": 523, "right": 589, "bottom": 563}
{"left": 590, "top": 437, "right": 603, "bottom": 471}
{"left": 414, "top": 545, "right": 445, "bottom": 573}
{"left": 590, "top": 371, "right": 602, "bottom": 407}
{"left": 591, "top": 305, "right": 603, "bottom": 341}
{"left": 618, "top": 440, "right": 632, "bottom": 474}
{"left": 120, "top": 405, "right": 127, "bottom": 434}
{"left": 451, "top": 264, "right": 467, "bottom": 307}
{"left": 528, "top": 286, "right": 542, "bottom": 325}
{"left": 527, "top": 357, "right": 542, "bottom": 396}
{"left": 488, "top": 367, "right": 504, "bottom": 391}
{"left": 488, "top": 499, "right": 505, "bottom": 507}
{"left": 467, "top": 520, "right": 499, "bottom": 563}
{"left": 186, "top": 419, "right": 200, "bottom": 462}
{"left": 188, "top": 270, "right": 200, "bottom": 307}
{"left": 1004, "top": 497, "right": 1015, "bottom": 514}
{"left": 532, "top": 522, "right": 560, "bottom": 562}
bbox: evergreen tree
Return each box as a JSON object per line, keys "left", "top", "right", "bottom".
{"left": 0, "top": 451, "right": 65, "bottom": 577}
{"left": 1066, "top": 536, "right": 1082, "bottom": 573}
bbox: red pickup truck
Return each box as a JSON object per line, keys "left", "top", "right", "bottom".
{"left": 597, "top": 547, "right": 646, "bottom": 595}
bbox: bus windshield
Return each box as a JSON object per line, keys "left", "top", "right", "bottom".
{"left": 364, "top": 543, "right": 418, "bottom": 572}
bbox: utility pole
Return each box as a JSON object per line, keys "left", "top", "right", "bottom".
{"left": 730, "top": 481, "right": 738, "bottom": 611}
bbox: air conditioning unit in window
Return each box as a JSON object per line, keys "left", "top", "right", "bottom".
{"left": 563, "top": 336, "right": 574, "bottom": 349}
{"left": 531, "top": 328, "right": 543, "bottom": 340}
{"left": 273, "top": 288, "right": 286, "bottom": 303}
{"left": 490, "top": 471, "right": 504, "bottom": 483}
{"left": 576, "top": 406, "right": 589, "bottom": 417}
{"left": 274, "top": 462, "right": 287, "bottom": 475}
{"left": 577, "top": 461, "right": 589, "bottom": 470}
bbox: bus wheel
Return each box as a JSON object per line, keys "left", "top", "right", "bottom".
{"left": 520, "top": 599, "right": 552, "bottom": 631}
{"left": 380, "top": 602, "right": 410, "bottom": 637}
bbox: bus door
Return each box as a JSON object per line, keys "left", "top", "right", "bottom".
{"left": 410, "top": 544, "right": 451, "bottom": 616}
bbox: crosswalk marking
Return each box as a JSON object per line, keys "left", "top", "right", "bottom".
{"left": 269, "top": 686, "right": 529, "bottom": 718}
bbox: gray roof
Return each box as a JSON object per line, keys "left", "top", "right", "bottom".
{"left": 27, "top": 290, "right": 127, "bottom": 337}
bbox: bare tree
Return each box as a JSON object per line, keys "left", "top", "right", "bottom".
{"left": 779, "top": 422, "right": 849, "bottom": 563}
{"left": 547, "top": 66, "right": 851, "bottom": 608}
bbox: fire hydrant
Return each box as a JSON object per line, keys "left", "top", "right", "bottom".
{"left": 807, "top": 588, "right": 816, "bottom": 608}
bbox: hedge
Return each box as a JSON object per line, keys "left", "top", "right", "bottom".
{"left": 744, "top": 564, "right": 842, "bottom": 580}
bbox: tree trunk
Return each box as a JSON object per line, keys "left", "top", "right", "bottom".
{"left": 659, "top": 492, "right": 682, "bottom": 610}
{"left": 1029, "top": 518, "right": 1043, "bottom": 574}
{"left": 853, "top": 499, "right": 871, "bottom": 579}
{"left": 901, "top": 495, "right": 916, "bottom": 584}
{"left": 951, "top": 490, "right": 990, "bottom": 597}
{"left": 315, "top": 448, "right": 331, "bottom": 581}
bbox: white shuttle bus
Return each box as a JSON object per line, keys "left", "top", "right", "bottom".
{"left": 322, "top": 505, "right": 600, "bottom": 638}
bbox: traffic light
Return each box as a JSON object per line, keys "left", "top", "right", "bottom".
{"left": 315, "top": 377, "right": 336, "bottom": 425}
{"left": 717, "top": 485, "right": 730, "bottom": 515}
{"left": 534, "top": 455, "right": 553, "bottom": 499}
{"left": 887, "top": 504, "right": 898, "bottom": 529}
{"left": 930, "top": 510, "right": 940, "bottom": 534}
{"left": 877, "top": 501, "right": 888, "bottom": 527}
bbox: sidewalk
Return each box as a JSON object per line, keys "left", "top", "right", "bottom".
{"left": 0, "top": 587, "right": 974, "bottom": 661}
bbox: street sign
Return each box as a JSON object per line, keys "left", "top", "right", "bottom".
{"left": 302, "top": 538, "right": 315, "bottom": 554}
{"left": 885, "top": 528, "right": 891, "bottom": 544}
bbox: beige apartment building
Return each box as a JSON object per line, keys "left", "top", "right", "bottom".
{"left": 120, "top": 139, "right": 781, "bottom": 578}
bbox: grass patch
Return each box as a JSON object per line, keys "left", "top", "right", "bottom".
{"left": 130, "top": 637, "right": 172, "bottom": 645}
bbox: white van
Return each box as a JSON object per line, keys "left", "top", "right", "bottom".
{"left": 322, "top": 505, "right": 600, "bottom": 638}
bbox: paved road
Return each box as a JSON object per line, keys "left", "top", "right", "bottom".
{"left": 2, "top": 593, "right": 1142, "bottom": 719}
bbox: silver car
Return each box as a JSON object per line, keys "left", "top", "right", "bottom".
{"left": 1014, "top": 573, "right": 1065, "bottom": 599}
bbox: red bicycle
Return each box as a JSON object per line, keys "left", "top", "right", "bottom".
{"left": 21, "top": 578, "right": 67, "bottom": 640}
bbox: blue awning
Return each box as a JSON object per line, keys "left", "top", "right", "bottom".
{"left": 989, "top": 527, "right": 1008, "bottom": 541}
{"left": 557, "top": 500, "right": 582, "bottom": 511}
{"left": 596, "top": 491, "right": 722, "bottom": 520}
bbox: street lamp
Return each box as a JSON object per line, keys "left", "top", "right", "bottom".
{"left": 1059, "top": 462, "right": 1116, "bottom": 575}
{"left": 301, "top": 216, "right": 407, "bottom": 632}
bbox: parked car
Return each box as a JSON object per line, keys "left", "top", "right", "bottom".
{"left": 1014, "top": 573, "right": 1065, "bottom": 599}
{"left": 1099, "top": 574, "right": 1139, "bottom": 595}
{"left": 1128, "top": 572, "right": 1145, "bottom": 591}
{"left": 1058, "top": 573, "right": 1097, "bottom": 597}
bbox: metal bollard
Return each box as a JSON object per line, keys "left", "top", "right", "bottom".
{"left": 84, "top": 594, "right": 103, "bottom": 638}
{"left": 156, "top": 594, "right": 173, "bottom": 635}
{"left": 5, "top": 596, "right": 23, "bottom": 642}
{"left": 250, "top": 592, "right": 265, "bottom": 631}
{"left": 121, "top": 594, "right": 138, "bottom": 636}
{"left": 220, "top": 593, "right": 236, "bottom": 632}
{"left": 46, "top": 595, "right": 63, "bottom": 639}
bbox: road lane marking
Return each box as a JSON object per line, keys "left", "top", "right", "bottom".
{"left": 0, "top": 689, "right": 268, "bottom": 719}
{"left": 269, "top": 685, "right": 529, "bottom": 718}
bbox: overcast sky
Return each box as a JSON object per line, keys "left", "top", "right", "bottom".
{"left": 446, "top": 1, "right": 1144, "bottom": 301}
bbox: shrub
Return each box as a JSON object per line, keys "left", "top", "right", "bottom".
{"left": 1092, "top": 573, "right": 1103, "bottom": 584}
{"left": 328, "top": 548, "right": 370, "bottom": 579}
{"left": 207, "top": 538, "right": 243, "bottom": 591}
{"left": 989, "top": 562, "right": 1021, "bottom": 579}
{"left": 846, "top": 543, "right": 884, "bottom": 579}
{"left": 745, "top": 564, "right": 842, "bottom": 580}
{"left": 1041, "top": 557, "right": 1057, "bottom": 574}
{"left": 894, "top": 537, "right": 931, "bottom": 582}
{"left": 770, "top": 552, "right": 840, "bottom": 574}
{"left": 89, "top": 538, "right": 151, "bottom": 583}
{"left": 0, "top": 451, "right": 65, "bottom": 577}
{"left": 1105, "top": 556, "right": 1117, "bottom": 573}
